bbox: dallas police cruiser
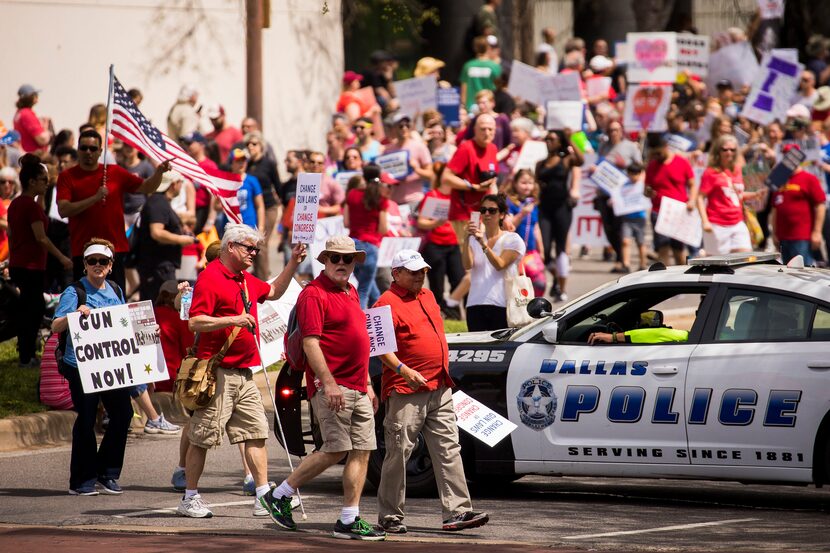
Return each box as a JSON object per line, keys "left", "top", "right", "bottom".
{"left": 275, "top": 253, "right": 830, "bottom": 494}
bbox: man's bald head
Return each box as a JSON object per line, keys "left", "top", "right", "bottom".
{"left": 474, "top": 114, "right": 496, "bottom": 147}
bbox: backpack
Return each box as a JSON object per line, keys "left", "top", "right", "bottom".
{"left": 283, "top": 287, "right": 326, "bottom": 373}
{"left": 55, "top": 279, "right": 125, "bottom": 374}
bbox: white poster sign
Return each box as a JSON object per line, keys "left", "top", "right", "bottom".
{"left": 68, "top": 302, "right": 168, "bottom": 393}
{"left": 742, "top": 53, "right": 803, "bottom": 126}
{"left": 453, "top": 390, "right": 517, "bottom": 448}
{"left": 364, "top": 305, "right": 398, "bottom": 357}
{"left": 591, "top": 160, "right": 629, "bottom": 195}
{"left": 506, "top": 60, "right": 545, "bottom": 106}
{"left": 375, "top": 150, "right": 411, "bottom": 181}
{"left": 623, "top": 84, "right": 672, "bottom": 132}
{"left": 420, "top": 196, "right": 451, "bottom": 220}
{"left": 543, "top": 72, "right": 582, "bottom": 102}
{"left": 513, "top": 140, "right": 549, "bottom": 172}
{"left": 569, "top": 160, "right": 608, "bottom": 248}
{"left": 586, "top": 76, "right": 611, "bottom": 99}
{"left": 394, "top": 75, "right": 438, "bottom": 119}
{"left": 654, "top": 196, "right": 703, "bottom": 247}
{"left": 611, "top": 181, "right": 652, "bottom": 217}
{"left": 377, "top": 237, "right": 422, "bottom": 267}
{"left": 335, "top": 171, "right": 361, "bottom": 190}
{"left": 676, "top": 34, "right": 710, "bottom": 77}
{"left": 292, "top": 173, "right": 321, "bottom": 244}
{"left": 545, "top": 101, "right": 583, "bottom": 130}
{"left": 706, "top": 41, "right": 759, "bottom": 91}
{"left": 666, "top": 133, "right": 695, "bottom": 153}
{"left": 627, "top": 32, "right": 678, "bottom": 83}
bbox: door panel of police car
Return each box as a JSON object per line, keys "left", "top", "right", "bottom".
{"left": 685, "top": 285, "right": 830, "bottom": 481}
{"left": 507, "top": 284, "right": 714, "bottom": 473}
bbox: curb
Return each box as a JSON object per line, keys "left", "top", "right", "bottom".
{"left": 0, "top": 372, "right": 275, "bottom": 453}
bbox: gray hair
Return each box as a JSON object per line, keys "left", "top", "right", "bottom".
{"left": 243, "top": 131, "right": 263, "bottom": 144}
{"left": 221, "top": 223, "right": 263, "bottom": 251}
{"left": 0, "top": 167, "right": 18, "bottom": 183}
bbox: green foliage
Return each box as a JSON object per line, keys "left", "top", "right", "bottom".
{"left": 0, "top": 340, "right": 47, "bottom": 419}
{"left": 443, "top": 319, "right": 468, "bottom": 334}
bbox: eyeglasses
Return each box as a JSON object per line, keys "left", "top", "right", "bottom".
{"left": 397, "top": 122, "right": 411, "bottom": 129}
{"left": 479, "top": 207, "right": 500, "bottom": 215}
{"left": 233, "top": 242, "right": 260, "bottom": 255}
{"left": 354, "top": 125, "right": 369, "bottom": 131}
{"left": 246, "top": 141, "right": 261, "bottom": 146}
{"left": 0, "top": 179, "right": 15, "bottom": 184}
{"left": 721, "top": 147, "right": 737, "bottom": 152}
{"left": 328, "top": 253, "right": 355, "bottom": 265}
{"left": 400, "top": 267, "right": 428, "bottom": 276}
{"left": 78, "top": 145, "right": 99, "bottom": 152}
{"left": 84, "top": 257, "right": 111, "bottom": 266}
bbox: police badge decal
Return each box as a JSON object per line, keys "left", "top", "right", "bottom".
{"left": 517, "top": 377, "right": 557, "bottom": 430}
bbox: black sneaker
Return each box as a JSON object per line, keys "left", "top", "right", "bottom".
{"left": 441, "top": 304, "right": 462, "bottom": 320}
{"left": 379, "top": 518, "right": 407, "bottom": 534}
{"left": 442, "top": 511, "right": 489, "bottom": 531}
{"left": 259, "top": 489, "right": 296, "bottom": 530}
{"left": 333, "top": 517, "right": 387, "bottom": 541}
{"left": 97, "top": 477, "right": 123, "bottom": 495}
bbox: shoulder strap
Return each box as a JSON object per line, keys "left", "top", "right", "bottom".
{"left": 106, "top": 279, "right": 125, "bottom": 303}
{"left": 71, "top": 281, "right": 87, "bottom": 308}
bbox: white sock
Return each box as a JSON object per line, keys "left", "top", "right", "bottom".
{"left": 176, "top": 466, "right": 185, "bottom": 472}
{"left": 184, "top": 489, "right": 198, "bottom": 499}
{"left": 341, "top": 505, "right": 359, "bottom": 525}
{"left": 255, "top": 484, "right": 270, "bottom": 499}
{"left": 274, "top": 480, "right": 295, "bottom": 499}
{"left": 244, "top": 472, "right": 253, "bottom": 480}
{"left": 151, "top": 416, "right": 161, "bottom": 423}
{"left": 445, "top": 297, "right": 460, "bottom": 307}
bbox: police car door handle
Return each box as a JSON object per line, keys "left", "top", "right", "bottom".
{"left": 651, "top": 366, "right": 679, "bottom": 375}
{"left": 807, "top": 361, "right": 830, "bottom": 369}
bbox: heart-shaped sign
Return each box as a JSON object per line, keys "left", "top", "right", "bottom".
{"left": 635, "top": 39, "right": 668, "bottom": 73}
{"left": 632, "top": 87, "right": 664, "bottom": 131}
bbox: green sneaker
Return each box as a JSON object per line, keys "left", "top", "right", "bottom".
{"left": 332, "top": 516, "right": 387, "bottom": 541}
{"left": 259, "top": 489, "right": 296, "bottom": 530}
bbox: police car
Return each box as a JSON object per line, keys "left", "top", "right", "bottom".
{"left": 275, "top": 253, "right": 830, "bottom": 494}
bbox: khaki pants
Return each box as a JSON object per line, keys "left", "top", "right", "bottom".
{"left": 377, "top": 387, "right": 472, "bottom": 523}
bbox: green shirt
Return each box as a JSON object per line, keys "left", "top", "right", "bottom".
{"left": 459, "top": 58, "right": 502, "bottom": 109}
{"left": 626, "top": 328, "right": 689, "bottom": 344}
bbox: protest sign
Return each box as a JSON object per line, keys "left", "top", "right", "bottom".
{"left": 507, "top": 60, "right": 545, "bottom": 106}
{"left": 654, "top": 197, "right": 702, "bottom": 247}
{"left": 420, "top": 196, "right": 450, "bottom": 220}
{"left": 394, "top": 75, "right": 438, "bottom": 119}
{"left": 375, "top": 150, "right": 411, "bottom": 180}
{"left": 706, "top": 41, "right": 759, "bottom": 91}
{"left": 591, "top": 160, "right": 629, "bottom": 195}
{"left": 586, "top": 76, "right": 611, "bottom": 99}
{"left": 452, "top": 391, "right": 516, "bottom": 447}
{"left": 676, "top": 34, "right": 710, "bottom": 78}
{"left": 335, "top": 171, "right": 361, "bottom": 190}
{"left": 256, "top": 303, "right": 287, "bottom": 371}
{"left": 782, "top": 137, "right": 822, "bottom": 162}
{"left": 627, "top": 32, "right": 678, "bottom": 83}
{"left": 292, "top": 173, "right": 321, "bottom": 244}
{"left": 758, "top": 0, "right": 784, "bottom": 19}
{"left": 765, "top": 147, "right": 807, "bottom": 190}
{"left": 623, "top": 84, "right": 672, "bottom": 132}
{"left": 377, "top": 237, "right": 422, "bottom": 267}
{"left": 512, "top": 140, "right": 548, "bottom": 171}
{"left": 742, "top": 53, "right": 803, "bottom": 126}
{"left": 666, "top": 133, "right": 695, "bottom": 153}
{"left": 67, "top": 301, "right": 167, "bottom": 393}
{"left": 364, "top": 305, "right": 397, "bottom": 357}
{"left": 543, "top": 72, "right": 582, "bottom": 102}
{"left": 771, "top": 48, "right": 799, "bottom": 63}
{"left": 611, "top": 181, "right": 652, "bottom": 217}
{"left": 545, "top": 101, "right": 583, "bottom": 130}
{"left": 615, "top": 41, "right": 631, "bottom": 64}
{"left": 437, "top": 87, "right": 461, "bottom": 127}
{"left": 570, "top": 158, "right": 608, "bottom": 248}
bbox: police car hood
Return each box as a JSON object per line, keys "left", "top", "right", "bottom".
{"left": 445, "top": 330, "right": 507, "bottom": 345}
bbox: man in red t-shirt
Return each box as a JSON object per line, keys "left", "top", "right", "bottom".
{"left": 645, "top": 134, "right": 699, "bottom": 265}
{"left": 179, "top": 223, "right": 306, "bottom": 519}
{"left": 373, "top": 250, "right": 488, "bottom": 534}
{"left": 771, "top": 161, "right": 827, "bottom": 265}
{"left": 268, "top": 236, "right": 385, "bottom": 539}
{"left": 205, "top": 104, "right": 243, "bottom": 165}
{"left": 442, "top": 114, "right": 499, "bottom": 243}
{"left": 56, "top": 129, "right": 170, "bottom": 289}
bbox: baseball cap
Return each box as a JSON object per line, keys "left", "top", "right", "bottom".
{"left": 370, "top": 50, "right": 395, "bottom": 64}
{"left": 386, "top": 112, "right": 411, "bottom": 126}
{"left": 716, "top": 79, "right": 733, "bottom": 90}
{"left": 180, "top": 132, "right": 207, "bottom": 144}
{"left": 589, "top": 55, "right": 613, "bottom": 72}
{"left": 785, "top": 103, "right": 811, "bottom": 121}
{"left": 206, "top": 104, "right": 225, "bottom": 119}
{"left": 343, "top": 71, "right": 363, "bottom": 85}
{"left": 157, "top": 170, "right": 184, "bottom": 193}
{"left": 781, "top": 143, "right": 801, "bottom": 154}
{"left": 231, "top": 147, "right": 250, "bottom": 161}
{"left": 17, "top": 84, "right": 41, "bottom": 97}
{"left": 391, "top": 249, "right": 431, "bottom": 271}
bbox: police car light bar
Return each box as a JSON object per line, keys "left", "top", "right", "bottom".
{"left": 688, "top": 252, "right": 779, "bottom": 267}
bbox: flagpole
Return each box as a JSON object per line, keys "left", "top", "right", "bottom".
{"left": 102, "top": 64, "right": 115, "bottom": 200}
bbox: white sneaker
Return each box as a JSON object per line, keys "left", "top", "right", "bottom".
{"left": 253, "top": 497, "right": 269, "bottom": 516}
{"left": 177, "top": 493, "right": 213, "bottom": 518}
{"left": 145, "top": 414, "right": 181, "bottom": 435}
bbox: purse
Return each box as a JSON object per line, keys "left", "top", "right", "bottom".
{"left": 505, "top": 260, "right": 535, "bottom": 328}
{"left": 175, "top": 327, "right": 241, "bottom": 412}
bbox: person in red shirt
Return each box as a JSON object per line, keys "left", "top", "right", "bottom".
{"left": 56, "top": 130, "right": 170, "bottom": 290}
{"left": 771, "top": 147, "right": 827, "bottom": 265}
{"left": 9, "top": 154, "right": 72, "bottom": 366}
{"left": 13, "top": 84, "right": 51, "bottom": 153}
{"left": 645, "top": 133, "right": 699, "bottom": 265}
{"left": 373, "top": 249, "right": 489, "bottom": 534}
{"left": 205, "top": 104, "right": 243, "bottom": 164}
{"left": 268, "top": 236, "right": 385, "bottom": 540}
{"left": 181, "top": 132, "right": 218, "bottom": 234}
{"left": 442, "top": 114, "right": 499, "bottom": 243}
{"left": 177, "top": 223, "right": 306, "bottom": 519}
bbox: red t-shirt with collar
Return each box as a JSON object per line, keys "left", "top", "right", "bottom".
{"left": 417, "top": 189, "right": 457, "bottom": 246}
{"left": 346, "top": 188, "right": 389, "bottom": 246}
{"left": 645, "top": 154, "right": 694, "bottom": 213}
{"left": 699, "top": 167, "right": 744, "bottom": 226}
{"left": 297, "top": 273, "right": 370, "bottom": 397}
{"left": 8, "top": 195, "right": 48, "bottom": 270}
{"left": 56, "top": 164, "right": 143, "bottom": 256}
{"left": 189, "top": 258, "right": 271, "bottom": 368}
{"left": 153, "top": 304, "right": 195, "bottom": 392}
{"left": 446, "top": 139, "right": 498, "bottom": 221}
{"left": 13, "top": 108, "right": 46, "bottom": 153}
{"left": 373, "top": 283, "right": 453, "bottom": 401}
{"left": 773, "top": 170, "right": 827, "bottom": 241}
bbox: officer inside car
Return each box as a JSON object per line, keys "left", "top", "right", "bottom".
{"left": 588, "top": 309, "right": 690, "bottom": 344}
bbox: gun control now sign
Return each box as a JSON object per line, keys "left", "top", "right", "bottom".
{"left": 67, "top": 301, "right": 168, "bottom": 393}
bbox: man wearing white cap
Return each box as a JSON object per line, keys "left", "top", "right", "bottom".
{"left": 374, "top": 249, "right": 489, "bottom": 534}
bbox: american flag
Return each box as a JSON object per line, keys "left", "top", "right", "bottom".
{"left": 109, "top": 75, "right": 242, "bottom": 223}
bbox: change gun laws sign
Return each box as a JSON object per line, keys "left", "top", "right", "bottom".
{"left": 292, "top": 173, "right": 322, "bottom": 244}
{"left": 364, "top": 305, "right": 397, "bottom": 357}
{"left": 67, "top": 301, "right": 168, "bottom": 393}
{"left": 452, "top": 390, "right": 516, "bottom": 447}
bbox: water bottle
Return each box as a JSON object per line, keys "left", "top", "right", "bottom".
{"left": 179, "top": 289, "right": 192, "bottom": 320}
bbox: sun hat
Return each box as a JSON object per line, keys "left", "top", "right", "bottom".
{"left": 316, "top": 235, "right": 366, "bottom": 264}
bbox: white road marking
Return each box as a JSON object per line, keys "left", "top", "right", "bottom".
{"left": 115, "top": 496, "right": 314, "bottom": 518}
{"left": 563, "top": 517, "right": 759, "bottom": 539}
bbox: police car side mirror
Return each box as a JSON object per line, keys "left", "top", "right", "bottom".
{"left": 542, "top": 321, "right": 559, "bottom": 344}
{"left": 527, "top": 297, "right": 553, "bottom": 319}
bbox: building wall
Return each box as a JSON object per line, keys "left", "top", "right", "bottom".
{"left": 692, "top": 0, "right": 756, "bottom": 37}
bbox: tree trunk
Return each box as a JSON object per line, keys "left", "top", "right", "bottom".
{"left": 630, "top": 0, "right": 676, "bottom": 32}
{"left": 512, "top": 0, "right": 536, "bottom": 64}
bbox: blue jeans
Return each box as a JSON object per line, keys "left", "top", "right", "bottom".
{"left": 353, "top": 239, "right": 380, "bottom": 309}
{"left": 780, "top": 240, "right": 814, "bottom": 266}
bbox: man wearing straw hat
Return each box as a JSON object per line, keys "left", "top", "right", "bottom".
{"left": 267, "top": 235, "right": 386, "bottom": 541}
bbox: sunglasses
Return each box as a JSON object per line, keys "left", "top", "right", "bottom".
{"left": 85, "top": 257, "right": 111, "bottom": 266}
{"left": 354, "top": 125, "right": 369, "bottom": 130}
{"left": 246, "top": 141, "right": 261, "bottom": 146}
{"left": 233, "top": 242, "right": 260, "bottom": 255}
{"left": 78, "top": 145, "right": 99, "bottom": 152}
{"left": 479, "top": 207, "right": 500, "bottom": 215}
{"left": 397, "top": 122, "right": 411, "bottom": 128}
{"left": 328, "top": 253, "right": 355, "bottom": 264}
{"left": 721, "top": 147, "right": 737, "bottom": 152}
{"left": 0, "top": 179, "right": 15, "bottom": 184}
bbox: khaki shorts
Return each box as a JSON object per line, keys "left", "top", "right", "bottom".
{"left": 310, "top": 385, "right": 376, "bottom": 453}
{"left": 188, "top": 367, "right": 269, "bottom": 448}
